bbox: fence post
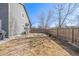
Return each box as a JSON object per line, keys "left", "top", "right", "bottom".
{"left": 72, "top": 28, "right": 74, "bottom": 43}
{"left": 57, "top": 27, "right": 59, "bottom": 39}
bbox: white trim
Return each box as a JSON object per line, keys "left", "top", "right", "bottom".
{"left": 8, "top": 3, "right": 10, "bottom": 38}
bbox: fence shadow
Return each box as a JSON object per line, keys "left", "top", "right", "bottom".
{"left": 48, "top": 34, "right": 79, "bottom": 56}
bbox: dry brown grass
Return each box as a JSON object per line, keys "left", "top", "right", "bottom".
{"left": 0, "top": 34, "right": 70, "bottom": 56}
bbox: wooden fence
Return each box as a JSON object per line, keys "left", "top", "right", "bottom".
{"left": 30, "top": 28, "right": 79, "bottom": 47}
{"left": 45, "top": 28, "right": 79, "bottom": 47}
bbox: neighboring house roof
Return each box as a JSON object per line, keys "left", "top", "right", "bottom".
{"left": 19, "top": 3, "right": 32, "bottom": 27}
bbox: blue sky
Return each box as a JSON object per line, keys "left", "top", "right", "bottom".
{"left": 24, "top": 3, "right": 79, "bottom": 28}
{"left": 24, "top": 3, "right": 57, "bottom": 27}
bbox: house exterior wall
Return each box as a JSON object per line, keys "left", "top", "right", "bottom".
{"left": 9, "top": 3, "right": 30, "bottom": 37}
{"left": 0, "top": 3, "right": 30, "bottom": 38}
{"left": 0, "top": 20, "right": 2, "bottom": 30}
{"left": 0, "top": 3, "right": 8, "bottom": 37}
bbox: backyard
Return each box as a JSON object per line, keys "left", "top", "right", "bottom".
{"left": 0, "top": 33, "right": 73, "bottom": 56}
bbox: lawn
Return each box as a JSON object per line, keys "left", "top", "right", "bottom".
{"left": 0, "top": 33, "right": 70, "bottom": 56}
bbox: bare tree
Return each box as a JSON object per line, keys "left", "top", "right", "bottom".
{"left": 38, "top": 10, "right": 53, "bottom": 29}
{"left": 38, "top": 12, "right": 45, "bottom": 29}
{"left": 76, "top": 15, "right": 79, "bottom": 27}
{"left": 54, "top": 3, "right": 78, "bottom": 39}
{"left": 45, "top": 10, "right": 53, "bottom": 29}
{"left": 56, "top": 3, "right": 78, "bottom": 28}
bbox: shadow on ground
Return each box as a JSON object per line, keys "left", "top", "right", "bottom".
{"left": 49, "top": 35, "right": 79, "bottom": 56}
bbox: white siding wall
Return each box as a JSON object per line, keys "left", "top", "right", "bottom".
{"left": 9, "top": 3, "right": 29, "bottom": 36}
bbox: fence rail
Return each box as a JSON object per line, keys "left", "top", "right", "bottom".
{"left": 46, "top": 28, "right": 79, "bottom": 47}
{"left": 30, "top": 28, "right": 79, "bottom": 47}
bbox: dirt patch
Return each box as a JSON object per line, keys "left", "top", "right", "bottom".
{"left": 0, "top": 33, "right": 70, "bottom": 56}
